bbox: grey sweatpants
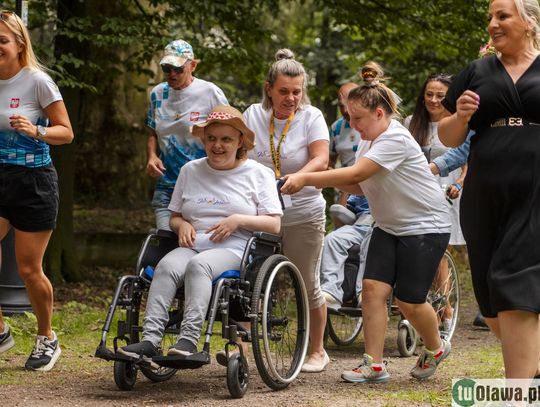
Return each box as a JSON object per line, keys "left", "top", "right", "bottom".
{"left": 142, "top": 247, "right": 241, "bottom": 347}
{"left": 320, "top": 224, "right": 372, "bottom": 304}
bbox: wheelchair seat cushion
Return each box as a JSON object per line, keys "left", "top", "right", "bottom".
{"left": 212, "top": 269, "right": 240, "bottom": 284}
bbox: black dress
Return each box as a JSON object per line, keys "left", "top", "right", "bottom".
{"left": 443, "top": 55, "right": 540, "bottom": 317}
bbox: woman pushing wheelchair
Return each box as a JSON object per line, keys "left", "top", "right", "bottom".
{"left": 281, "top": 70, "right": 452, "bottom": 383}
{"left": 118, "top": 105, "right": 282, "bottom": 362}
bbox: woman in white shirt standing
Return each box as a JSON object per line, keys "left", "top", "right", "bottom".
{"left": 281, "top": 78, "right": 452, "bottom": 384}
{"left": 0, "top": 10, "right": 73, "bottom": 372}
{"left": 244, "top": 49, "right": 330, "bottom": 373}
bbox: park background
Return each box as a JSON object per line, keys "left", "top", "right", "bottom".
{"left": 0, "top": 0, "right": 488, "bottom": 282}
{"left": 1, "top": 2, "right": 506, "bottom": 406}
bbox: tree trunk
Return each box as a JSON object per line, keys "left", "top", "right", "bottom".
{"left": 43, "top": 0, "right": 85, "bottom": 282}
{"left": 45, "top": 90, "right": 81, "bottom": 283}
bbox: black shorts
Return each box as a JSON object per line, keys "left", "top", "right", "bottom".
{"left": 363, "top": 227, "right": 450, "bottom": 304}
{"left": 0, "top": 164, "right": 59, "bottom": 232}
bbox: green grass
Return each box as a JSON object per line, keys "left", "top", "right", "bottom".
{"left": 0, "top": 249, "right": 504, "bottom": 405}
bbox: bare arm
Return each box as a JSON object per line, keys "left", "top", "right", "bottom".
{"left": 328, "top": 153, "right": 338, "bottom": 169}
{"left": 447, "top": 164, "right": 468, "bottom": 199}
{"left": 10, "top": 100, "right": 73, "bottom": 145}
{"left": 207, "top": 214, "right": 281, "bottom": 243}
{"left": 281, "top": 156, "right": 383, "bottom": 194}
{"left": 170, "top": 212, "right": 196, "bottom": 248}
{"left": 146, "top": 129, "right": 165, "bottom": 177}
{"left": 438, "top": 90, "right": 480, "bottom": 147}
{"left": 296, "top": 139, "right": 329, "bottom": 173}
{"left": 336, "top": 184, "right": 364, "bottom": 195}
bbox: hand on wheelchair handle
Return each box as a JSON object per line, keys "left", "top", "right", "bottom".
{"left": 279, "top": 174, "right": 304, "bottom": 195}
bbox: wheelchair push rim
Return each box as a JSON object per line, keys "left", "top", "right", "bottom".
{"left": 251, "top": 255, "right": 309, "bottom": 388}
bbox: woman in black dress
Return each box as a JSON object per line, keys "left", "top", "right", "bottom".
{"left": 439, "top": 0, "right": 540, "bottom": 379}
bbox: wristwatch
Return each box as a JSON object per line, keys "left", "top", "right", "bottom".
{"left": 36, "top": 125, "right": 47, "bottom": 141}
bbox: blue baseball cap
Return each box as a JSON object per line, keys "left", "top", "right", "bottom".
{"left": 160, "top": 40, "right": 194, "bottom": 67}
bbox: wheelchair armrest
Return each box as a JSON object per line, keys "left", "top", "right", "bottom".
{"left": 156, "top": 229, "right": 178, "bottom": 240}
{"left": 252, "top": 231, "right": 281, "bottom": 244}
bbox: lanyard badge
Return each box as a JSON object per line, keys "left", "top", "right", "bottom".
{"left": 269, "top": 111, "right": 296, "bottom": 178}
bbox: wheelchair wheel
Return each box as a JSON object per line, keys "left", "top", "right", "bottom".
{"left": 114, "top": 360, "right": 138, "bottom": 390}
{"left": 428, "top": 251, "right": 460, "bottom": 341}
{"left": 251, "top": 254, "right": 309, "bottom": 390}
{"left": 227, "top": 353, "right": 249, "bottom": 398}
{"left": 117, "top": 279, "right": 180, "bottom": 385}
{"left": 397, "top": 323, "right": 417, "bottom": 357}
{"left": 327, "top": 310, "right": 363, "bottom": 346}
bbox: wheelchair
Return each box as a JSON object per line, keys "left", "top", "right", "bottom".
{"left": 95, "top": 229, "right": 309, "bottom": 398}
{"left": 325, "top": 243, "right": 460, "bottom": 357}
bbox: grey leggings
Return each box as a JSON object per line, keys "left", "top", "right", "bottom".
{"left": 142, "top": 247, "right": 241, "bottom": 347}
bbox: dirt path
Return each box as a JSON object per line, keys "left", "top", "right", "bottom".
{"left": 0, "top": 302, "right": 496, "bottom": 407}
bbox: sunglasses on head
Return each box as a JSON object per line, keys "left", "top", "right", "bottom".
{"left": 161, "top": 64, "right": 187, "bottom": 75}
{"left": 0, "top": 10, "right": 14, "bottom": 22}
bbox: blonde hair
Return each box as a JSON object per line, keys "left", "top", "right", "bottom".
{"left": 360, "top": 60, "right": 386, "bottom": 84}
{"left": 513, "top": 0, "right": 540, "bottom": 50}
{"left": 262, "top": 48, "right": 310, "bottom": 110}
{"left": 0, "top": 11, "right": 45, "bottom": 71}
{"left": 349, "top": 63, "right": 399, "bottom": 116}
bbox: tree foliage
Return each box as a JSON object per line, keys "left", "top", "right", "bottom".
{"left": 6, "top": 0, "right": 490, "bottom": 280}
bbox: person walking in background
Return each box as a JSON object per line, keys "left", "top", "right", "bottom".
{"left": 0, "top": 10, "right": 74, "bottom": 371}
{"left": 281, "top": 72, "right": 452, "bottom": 384}
{"left": 404, "top": 73, "right": 467, "bottom": 334}
{"left": 245, "top": 49, "right": 330, "bottom": 373}
{"left": 146, "top": 39, "right": 228, "bottom": 230}
{"left": 438, "top": 0, "right": 540, "bottom": 379}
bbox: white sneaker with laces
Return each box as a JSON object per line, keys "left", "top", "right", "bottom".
{"left": 410, "top": 338, "right": 451, "bottom": 379}
{"left": 341, "top": 353, "right": 390, "bottom": 383}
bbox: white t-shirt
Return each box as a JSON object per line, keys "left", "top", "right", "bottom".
{"left": 147, "top": 78, "right": 228, "bottom": 191}
{"left": 245, "top": 103, "right": 329, "bottom": 226}
{"left": 168, "top": 158, "right": 283, "bottom": 258}
{"left": 0, "top": 68, "right": 62, "bottom": 167}
{"left": 357, "top": 120, "right": 451, "bottom": 236}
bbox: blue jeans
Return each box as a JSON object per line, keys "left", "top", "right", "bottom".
{"left": 151, "top": 189, "right": 173, "bottom": 231}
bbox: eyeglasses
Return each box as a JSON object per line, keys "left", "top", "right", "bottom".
{"left": 161, "top": 64, "right": 188, "bottom": 75}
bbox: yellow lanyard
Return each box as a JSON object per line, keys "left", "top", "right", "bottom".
{"left": 269, "top": 111, "right": 295, "bottom": 178}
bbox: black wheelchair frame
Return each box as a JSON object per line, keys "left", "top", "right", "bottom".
{"left": 325, "top": 244, "right": 460, "bottom": 356}
{"left": 95, "top": 229, "right": 309, "bottom": 398}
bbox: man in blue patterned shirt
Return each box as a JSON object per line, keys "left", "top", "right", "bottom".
{"left": 146, "top": 40, "right": 228, "bottom": 230}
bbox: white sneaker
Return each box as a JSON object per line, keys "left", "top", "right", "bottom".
{"left": 341, "top": 353, "right": 390, "bottom": 383}
{"left": 410, "top": 338, "right": 451, "bottom": 379}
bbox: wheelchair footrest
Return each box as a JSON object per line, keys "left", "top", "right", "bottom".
{"left": 95, "top": 345, "right": 116, "bottom": 361}
{"left": 152, "top": 352, "right": 210, "bottom": 369}
{"left": 102, "top": 351, "right": 144, "bottom": 364}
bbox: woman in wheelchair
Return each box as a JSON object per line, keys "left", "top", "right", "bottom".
{"left": 117, "top": 105, "right": 282, "bottom": 362}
